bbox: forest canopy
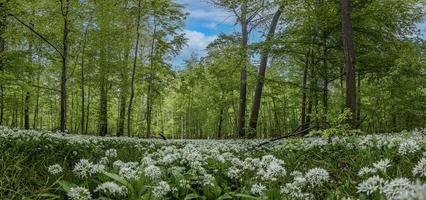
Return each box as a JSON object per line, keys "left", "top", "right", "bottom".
{"left": 0, "top": 0, "right": 425, "bottom": 138}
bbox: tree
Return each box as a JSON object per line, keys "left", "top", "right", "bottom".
{"left": 249, "top": 5, "right": 283, "bottom": 137}
{"left": 340, "top": 0, "right": 356, "bottom": 127}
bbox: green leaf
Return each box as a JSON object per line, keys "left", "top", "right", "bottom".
{"left": 232, "top": 193, "right": 261, "bottom": 200}
{"left": 58, "top": 180, "right": 77, "bottom": 192}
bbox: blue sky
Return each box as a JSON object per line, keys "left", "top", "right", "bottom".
{"left": 174, "top": 0, "right": 426, "bottom": 68}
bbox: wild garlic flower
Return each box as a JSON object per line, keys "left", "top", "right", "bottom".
{"left": 373, "top": 159, "right": 391, "bottom": 171}
{"left": 105, "top": 149, "right": 117, "bottom": 158}
{"left": 398, "top": 140, "right": 419, "bottom": 155}
{"left": 356, "top": 175, "right": 386, "bottom": 195}
{"left": 250, "top": 183, "right": 266, "bottom": 196}
{"left": 152, "top": 181, "right": 171, "bottom": 198}
{"left": 73, "top": 159, "right": 95, "bottom": 178}
{"left": 358, "top": 167, "right": 377, "bottom": 176}
{"left": 382, "top": 178, "right": 412, "bottom": 199}
{"left": 304, "top": 168, "right": 330, "bottom": 187}
{"left": 143, "top": 165, "right": 162, "bottom": 179}
{"left": 48, "top": 164, "right": 63, "bottom": 175}
{"left": 119, "top": 167, "right": 139, "bottom": 180}
{"left": 413, "top": 158, "right": 426, "bottom": 177}
{"left": 227, "top": 167, "right": 241, "bottom": 180}
{"left": 95, "top": 181, "right": 127, "bottom": 196}
{"left": 67, "top": 187, "right": 92, "bottom": 200}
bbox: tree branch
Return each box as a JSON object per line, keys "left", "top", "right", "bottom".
{"left": 8, "top": 14, "right": 64, "bottom": 58}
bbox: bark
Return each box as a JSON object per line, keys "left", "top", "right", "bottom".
{"left": 117, "top": 50, "right": 129, "bottom": 136}
{"left": 321, "top": 32, "right": 329, "bottom": 126}
{"left": 146, "top": 16, "right": 157, "bottom": 138}
{"left": 127, "top": 0, "right": 142, "bottom": 136}
{"left": 340, "top": 0, "right": 357, "bottom": 127}
{"left": 301, "top": 51, "right": 310, "bottom": 128}
{"left": 33, "top": 75, "right": 40, "bottom": 129}
{"left": 85, "top": 60, "right": 92, "bottom": 134}
{"left": 24, "top": 91, "right": 30, "bottom": 129}
{"left": 80, "top": 24, "right": 89, "bottom": 134}
{"left": 217, "top": 107, "right": 224, "bottom": 138}
{"left": 60, "top": 0, "right": 70, "bottom": 132}
{"left": 98, "top": 51, "right": 108, "bottom": 136}
{"left": 0, "top": 5, "right": 5, "bottom": 126}
{"left": 237, "top": 2, "right": 248, "bottom": 138}
{"left": 248, "top": 8, "right": 282, "bottom": 137}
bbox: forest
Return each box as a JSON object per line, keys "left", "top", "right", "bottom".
{"left": 1, "top": 0, "right": 426, "bottom": 199}
{"left": 0, "top": 0, "right": 424, "bottom": 139}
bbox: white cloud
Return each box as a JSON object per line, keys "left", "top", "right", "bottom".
{"left": 177, "top": 0, "right": 235, "bottom": 24}
{"left": 201, "top": 22, "right": 218, "bottom": 29}
{"left": 182, "top": 29, "right": 217, "bottom": 55}
{"left": 173, "top": 29, "right": 217, "bottom": 67}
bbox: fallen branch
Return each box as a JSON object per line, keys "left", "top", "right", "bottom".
{"left": 255, "top": 123, "right": 315, "bottom": 148}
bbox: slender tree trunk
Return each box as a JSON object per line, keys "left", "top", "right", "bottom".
{"left": 80, "top": 24, "right": 89, "bottom": 134}
{"left": 0, "top": 8, "right": 4, "bottom": 126}
{"left": 248, "top": 8, "right": 282, "bottom": 137}
{"left": 85, "top": 61, "right": 92, "bottom": 135}
{"left": 127, "top": 0, "right": 142, "bottom": 137}
{"left": 146, "top": 16, "right": 157, "bottom": 138}
{"left": 117, "top": 50, "right": 129, "bottom": 136}
{"left": 33, "top": 74, "right": 40, "bottom": 129}
{"left": 60, "top": 0, "right": 70, "bottom": 132}
{"left": 301, "top": 51, "right": 310, "bottom": 129}
{"left": 340, "top": 0, "right": 357, "bottom": 127}
{"left": 24, "top": 91, "right": 30, "bottom": 129}
{"left": 321, "top": 33, "right": 329, "bottom": 127}
{"left": 0, "top": 1, "right": 6, "bottom": 126}
{"left": 99, "top": 51, "right": 108, "bottom": 136}
{"left": 238, "top": 2, "right": 249, "bottom": 138}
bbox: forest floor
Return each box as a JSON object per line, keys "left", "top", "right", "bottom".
{"left": 1, "top": 127, "right": 426, "bottom": 199}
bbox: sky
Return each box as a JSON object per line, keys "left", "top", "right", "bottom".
{"left": 174, "top": 0, "right": 426, "bottom": 68}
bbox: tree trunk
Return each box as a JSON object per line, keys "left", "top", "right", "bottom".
{"left": 248, "top": 8, "right": 282, "bottom": 137}
{"left": 117, "top": 50, "right": 129, "bottom": 136}
{"left": 301, "top": 50, "right": 310, "bottom": 129}
{"left": 80, "top": 24, "right": 89, "bottom": 134}
{"left": 321, "top": 33, "right": 329, "bottom": 126}
{"left": 24, "top": 91, "right": 30, "bottom": 129}
{"left": 340, "top": 0, "right": 357, "bottom": 127}
{"left": 0, "top": 4, "right": 5, "bottom": 126}
{"left": 60, "top": 0, "right": 70, "bottom": 132}
{"left": 146, "top": 16, "right": 157, "bottom": 138}
{"left": 85, "top": 60, "right": 92, "bottom": 134}
{"left": 237, "top": 2, "right": 249, "bottom": 138}
{"left": 33, "top": 74, "right": 40, "bottom": 129}
{"left": 127, "top": 0, "right": 142, "bottom": 137}
{"left": 98, "top": 68, "right": 108, "bottom": 136}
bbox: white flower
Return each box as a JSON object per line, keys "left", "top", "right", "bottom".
{"left": 304, "top": 168, "right": 330, "bottom": 187}
{"left": 73, "top": 159, "right": 95, "bottom": 178}
{"left": 119, "top": 167, "right": 139, "bottom": 180}
{"left": 356, "top": 175, "right": 386, "bottom": 195}
{"left": 256, "top": 155, "right": 286, "bottom": 181}
{"left": 250, "top": 183, "right": 266, "bottom": 196}
{"left": 95, "top": 181, "right": 127, "bottom": 196}
{"left": 67, "top": 187, "right": 92, "bottom": 200}
{"left": 373, "top": 159, "right": 391, "bottom": 171}
{"left": 280, "top": 181, "right": 311, "bottom": 199}
{"left": 382, "top": 178, "right": 412, "bottom": 199}
{"left": 152, "top": 181, "right": 171, "bottom": 198}
{"left": 358, "top": 167, "right": 377, "bottom": 176}
{"left": 398, "top": 140, "right": 419, "bottom": 155}
{"left": 413, "top": 158, "right": 426, "bottom": 177}
{"left": 143, "top": 165, "right": 162, "bottom": 179}
{"left": 48, "top": 164, "right": 63, "bottom": 175}
{"left": 105, "top": 149, "right": 117, "bottom": 158}
{"left": 227, "top": 167, "right": 241, "bottom": 180}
